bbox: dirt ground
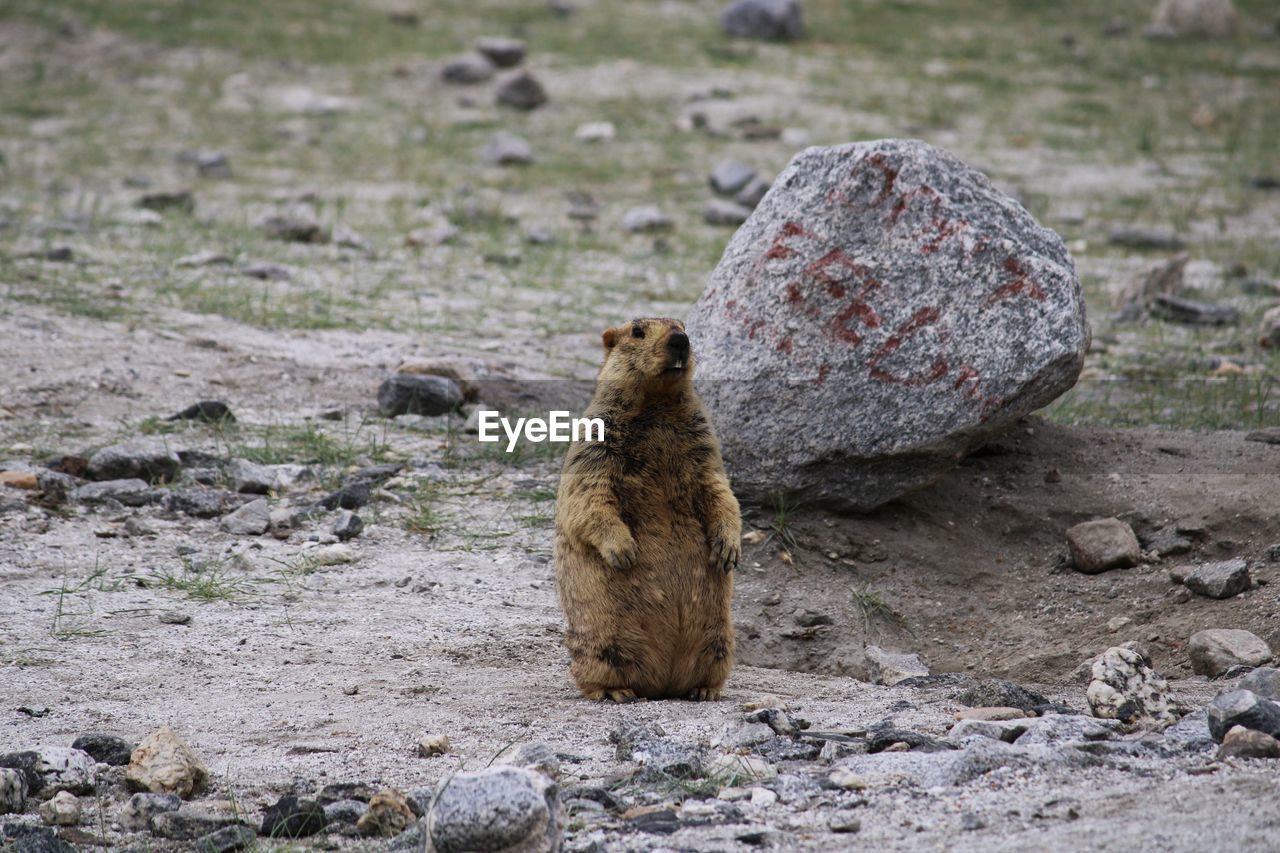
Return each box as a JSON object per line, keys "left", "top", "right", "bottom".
{"left": 2, "top": 0, "right": 1280, "bottom": 850}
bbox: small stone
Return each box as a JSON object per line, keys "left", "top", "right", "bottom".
{"left": 71, "top": 734, "right": 133, "bottom": 766}
{"left": 333, "top": 510, "right": 364, "bottom": 541}
{"left": 1217, "top": 725, "right": 1280, "bottom": 760}
{"left": 356, "top": 788, "right": 416, "bottom": 837}
{"left": 1107, "top": 616, "right": 1132, "bottom": 633}
{"left": 159, "top": 610, "right": 192, "bottom": 625}
{"left": 706, "top": 753, "right": 777, "bottom": 784}
{"left": 193, "top": 824, "right": 257, "bottom": 853}
{"left": 1066, "top": 518, "right": 1141, "bottom": 574}
{"left": 220, "top": 498, "right": 271, "bottom": 536}
{"left": 258, "top": 209, "right": 326, "bottom": 243}
{"left": 474, "top": 37, "right": 526, "bottom": 68}
{"left": 1147, "top": 0, "right": 1239, "bottom": 38}
{"left": 0, "top": 768, "right": 26, "bottom": 815}
{"left": 704, "top": 199, "right": 754, "bottom": 226}
{"left": 405, "top": 225, "right": 459, "bottom": 247}
{"left": 864, "top": 645, "right": 929, "bottom": 686}
{"left": 749, "top": 787, "right": 778, "bottom": 807}
{"left": 954, "top": 679, "right": 1049, "bottom": 712}
{"left": 417, "top": 734, "right": 450, "bottom": 757}
{"left": 119, "top": 792, "right": 181, "bottom": 831}
{"left": 575, "top": 121, "right": 616, "bottom": 143}
{"left": 39, "top": 791, "right": 80, "bottom": 826}
{"left": 622, "top": 205, "right": 673, "bottom": 233}
{"left": 1237, "top": 667, "right": 1280, "bottom": 700}
{"left": 241, "top": 261, "right": 294, "bottom": 280}
{"left": 481, "top": 132, "right": 535, "bottom": 166}
{"left": 74, "top": 478, "right": 154, "bottom": 507}
{"left": 138, "top": 189, "right": 195, "bottom": 214}
{"left": 126, "top": 726, "right": 209, "bottom": 798}
{"left": 1152, "top": 293, "right": 1239, "bottom": 326}
{"left": 948, "top": 719, "right": 1028, "bottom": 743}
{"left": 735, "top": 176, "right": 771, "bottom": 208}
{"left": 1184, "top": 559, "right": 1251, "bottom": 599}
{"left": 228, "top": 459, "right": 276, "bottom": 495}
{"left": 953, "top": 707, "right": 1028, "bottom": 722}
{"left": 260, "top": 794, "right": 326, "bottom": 838}
{"left": 308, "top": 544, "right": 356, "bottom": 566}
{"left": 151, "top": 810, "right": 248, "bottom": 841}
{"left": 495, "top": 70, "right": 548, "bottom": 110}
{"left": 721, "top": 0, "right": 804, "bottom": 40}
{"left": 1189, "top": 629, "right": 1272, "bottom": 677}
{"left": 426, "top": 767, "right": 560, "bottom": 852}
{"left": 828, "top": 812, "right": 861, "bottom": 833}
{"left": 378, "top": 374, "right": 465, "bottom": 417}
{"left": 1107, "top": 225, "right": 1185, "bottom": 250}
{"left": 323, "top": 798, "right": 368, "bottom": 825}
{"left": 710, "top": 160, "right": 758, "bottom": 196}
{"left": 1206, "top": 690, "right": 1280, "bottom": 742}
{"left": 166, "top": 400, "right": 235, "bottom": 423}
{"left": 826, "top": 769, "right": 867, "bottom": 790}
{"left": 320, "top": 482, "right": 370, "bottom": 511}
{"left": 0, "top": 470, "right": 37, "bottom": 490}
{"left": 442, "top": 53, "right": 496, "bottom": 84}
{"left": 1087, "top": 645, "right": 1176, "bottom": 728}
{"left": 87, "top": 439, "right": 181, "bottom": 484}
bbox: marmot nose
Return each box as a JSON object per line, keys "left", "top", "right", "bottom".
{"left": 667, "top": 331, "right": 690, "bottom": 356}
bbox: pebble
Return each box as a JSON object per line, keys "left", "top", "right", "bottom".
{"left": 417, "top": 734, "right": 450, "bottom": 757}
{"left": 621, "top": 205, "right": 673, "bottom": 233}
{"left": 260, "top": 794, "right": 326, "bottom": 838}
{"left": 864, "top": 645, "right": 930, "bottom": 686}
{"left": 706, "top": 753, "right": 777, "bottom": 783}
{"left": 193, "top": 824, "right": 256, "bottom": 853}
{"left": 405, "top": 225, "right": 459, "bottom": 247}
{"left": 735, "top": 175, "right": 771, "bottom": 208}
{"left": 426, "top": 767, "right": 559, "bottom": 851}
{"left": 826, "top": 769, "right": 867, "bottom": 790}
{"left": 0, "top": 768, "right": 26, "bottom": 815}
{"left": 39, "top": 791, "right": 80, "bottom": 826}
{"left": 953, "top": 707, "right": 1029, "bottom": 722}
{"left": 481, "top": 132, "right": 535, "bottom": 166}
{"left": 125, "top": 726, "right": 208, "bottom": 798}
{"left": 378, "top": 374, "right": 465, "bottom": 417}
{"left": 356, "top": 788, "right": 416, "bottom": 837}
{"left": 1066, "top": 518, "right": 1141, "bottom": 574}
{"left": 323, "top": 799, "right": 368, "bottom": 825}
{"left": 151, "top": 809, "right": 248, "bottom": 841}
{"left": 1107, "top": 225, "right": 1185, "bottom": 250}
{"left": 575, "top": 121, "right": 616, "bottom": 143}
{"left": 75, "top": 478, "right": 155, "bottom": 507}
{"left": 710, "top": 159, "right": 757, "bottom": 195}
{"left": 118, "top": 793, "right": 181, "bottom": 832}
{"left": 1237, "top": 667, "right": 1280, "bottom": 700}
{"left": 1086, "top": 645, "right": 1177, "bottom": 727}
{"left": 1189, "top": 629, "right": 1272, "bottom": 677}
{"left": 87, "top": 439, "right": 182, "bottom": 484}
{"left": 475, "top": 36, "right": 527, "bottom": 68}
{"left": 495, "top": 70, "right": 548, "bottom": 110}
{"left": 137, "top": 189, "right": 195, "bottom": 214}
{"left": 721, "top": 0, "right": 804, "bottom": 40}
{"left": 1207, "top": 690, "right": 1280, "bottom": 742}
{"left": 829, "top": 812, "right": 861, "bottom": 833}
{"left": 333, "top": 510, "right": 364, "bottom": 541}
{"left": 71, "top": 733, "right": 133, "bottom": 766}
{"left": 257, "top": 209, "right": 326, "bottom": 243}
{"left": 1217, "top": 725, "right": 1280, "bottom": 760}
{"left": 704, "top": 199, "right": 754, "bottom": 226}
{"left": 307, "top": 544, "right": 356, "bottom": 566}
{"left": 441, "top": 54, "right": 495, "bottom": 84}
{"left": 1183, "top": 558, "right": 1251, "bottom": 599}
{"left": 220, "top": 498, "right": 271, "bottom": 536}
{"left": 241, "top": 261, "right": 294, "bottom": 281}
{"left": 166, "top": 400, "right": 235, "bottom": 423}
{"left": 1152, "top": 293, "right": 1239, "bottom": 326}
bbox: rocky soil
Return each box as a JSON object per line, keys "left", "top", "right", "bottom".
{"left": 2, "top": 0, "right": 1280, "bottom": 850}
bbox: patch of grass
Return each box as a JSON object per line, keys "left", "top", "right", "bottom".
{"left": 148, "top": 558, "right": 258, "bottom": 603}
{"left": 1046, "top": 375, "right": 1280, "bottom": 430}
{"left": 38, "top": 563, "right": 121, "bottom": 640}
{"left": 852, "top": 584, "right": 905, "bottom": 633}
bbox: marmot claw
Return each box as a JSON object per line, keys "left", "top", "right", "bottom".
{"left": 708, "top": 536, "right": 740, "bottom": 573}
{"left": 600, "top": 536, "right": 638, "bottom": 571}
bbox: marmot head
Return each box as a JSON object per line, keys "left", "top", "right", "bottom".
{"left": 598, "top": 318, "right": 693, "bottom": 393}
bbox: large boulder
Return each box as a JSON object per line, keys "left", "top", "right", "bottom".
{"left": 687, "top": 140, "right": 1088, "bottom": 510}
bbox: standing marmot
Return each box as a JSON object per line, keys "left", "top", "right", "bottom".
{"left": 555, "top": 317, "right": 741, "bottom": 702}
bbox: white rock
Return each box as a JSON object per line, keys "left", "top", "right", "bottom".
{"left": 40, "top": 791, "right": 81, "bottom": 826}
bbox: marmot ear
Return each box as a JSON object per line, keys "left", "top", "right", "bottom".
{"left": 602, "top": 328, "right": 618, "bottom": 350}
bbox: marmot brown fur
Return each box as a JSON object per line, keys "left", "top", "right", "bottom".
{"left": 554, "top": 317, "right": 741, "bottom": 702}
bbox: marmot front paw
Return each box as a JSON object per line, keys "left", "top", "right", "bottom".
{"left": 599, "top": 533, "right": 638, "bottom": 571}
{"left": 707, "top": 532, "right": 740, "bottom": 574}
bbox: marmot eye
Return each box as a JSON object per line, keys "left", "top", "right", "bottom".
{"left": 631, "top": 325, "right": 645, "bottom": 339}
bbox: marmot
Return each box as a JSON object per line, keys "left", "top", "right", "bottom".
{"left": 554, "top": 317, "right": 741, "bottom": 702}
